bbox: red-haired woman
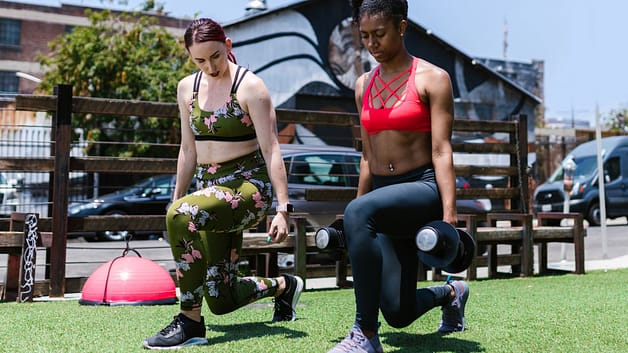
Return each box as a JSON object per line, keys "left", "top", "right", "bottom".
{"left": 143, "top": 18, "right": 302, "bottom": 350}
{"left": 327, "top": 1, "right": 469, "bottom": 352}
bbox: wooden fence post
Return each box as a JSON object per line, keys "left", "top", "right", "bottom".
{"left": 49, "top": 85, "right": 72, "bottom": 298}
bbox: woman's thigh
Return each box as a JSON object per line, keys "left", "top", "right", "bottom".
{"left": 346, "top": 179, "right": 442, "bottom": 237}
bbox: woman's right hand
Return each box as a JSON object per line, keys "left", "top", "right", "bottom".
{"left": 267, "top": 212, "right": 289, "bottom": 243}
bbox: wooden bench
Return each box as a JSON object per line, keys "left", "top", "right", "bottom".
{"left": 534, "top": 212, "right": 585, "bottom": 275}
{"left": 306, "top": 115, "right": 587, "bottom": 281}
{"left": 1, "top": 213, "right": 335, "bottom": 299}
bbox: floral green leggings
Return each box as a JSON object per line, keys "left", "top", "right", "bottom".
{"left": 167, "top": 150, "right": 279, "bottom": 313}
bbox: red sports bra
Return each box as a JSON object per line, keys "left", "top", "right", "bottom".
{"left": 361, "top": 57, "right": 431, "bottom": 135}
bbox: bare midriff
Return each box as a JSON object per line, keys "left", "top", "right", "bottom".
{"left": 195, "top": 139, "right": 260, "bottom": 164}
{"left": 367, "top": 130, "right": 432, "bottom": 175}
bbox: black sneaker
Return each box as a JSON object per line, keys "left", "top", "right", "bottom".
{"left": 143, "top": 313, "right": 208, "bottom": 350}
{"left": 272, "top": 274, "right": 304, "bottom": 322}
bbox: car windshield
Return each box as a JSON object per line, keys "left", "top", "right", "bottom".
{"left": 286, "top": 154, "right": 360, "bottom": 187}
{"left": 121, "top": 176, "right": 172, "bottom": 196}
{"left": 547, "top": 156, "right": 597, "bottom": 182}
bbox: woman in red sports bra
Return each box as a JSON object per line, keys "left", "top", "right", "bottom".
{"left": 327, "top": 1, "right": 469, "bottom": 352}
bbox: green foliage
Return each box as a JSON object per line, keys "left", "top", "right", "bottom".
{"left": 36, "top": 7, "right": 195, "bottom": 158}
{"left": 604, "top": 108, "right": 628, "bottom": 133}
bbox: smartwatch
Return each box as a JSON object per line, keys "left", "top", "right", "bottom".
{"left": 276, "top": 203, "right": 294, "bottom": 213}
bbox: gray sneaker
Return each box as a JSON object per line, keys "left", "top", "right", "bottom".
{"left": 327, "top": 324, "right": 384, "bottom": 353}
{"left": 143, "top": 313, "right": 208, "bottom": 350}
{"left": 438, "top": 280, "right": 469, "bottom": 333}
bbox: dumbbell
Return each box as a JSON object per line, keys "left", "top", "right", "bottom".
{"left": 315, "top": 219, "right": 475, "bottom": 274}
{"left": 314, "top": 218, "right": 346, "bottom": 250}
{"left": 415, "top": 220, "right": 476, "bottom": 273}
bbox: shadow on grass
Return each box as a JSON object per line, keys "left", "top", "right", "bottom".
{"left": 205, "top": 321, "right": 307, "bottom": 345}
{"left": 382, "top": 332, "right": 484, "bottom": 353}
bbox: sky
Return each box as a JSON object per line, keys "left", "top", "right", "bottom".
{"left": 21, "top": 0, "right": 628, "bottom": 126}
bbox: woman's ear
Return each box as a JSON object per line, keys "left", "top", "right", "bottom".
{"left": 399, "top": 19, "right": 408, "bottom": 36}
{"left": 225, "top": 37, "right": 233, "bottom": 51}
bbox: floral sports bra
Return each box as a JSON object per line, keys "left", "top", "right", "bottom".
{"left": 189, "top": 66, "right": 257, "bottom": 141}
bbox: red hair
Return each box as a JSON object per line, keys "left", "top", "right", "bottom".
{"left": 184, "top": 18, "right": 236, "bottom": 63}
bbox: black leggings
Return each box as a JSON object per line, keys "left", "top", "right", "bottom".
{"left": 344, "top": 165, "right": 452, "bottom": 331}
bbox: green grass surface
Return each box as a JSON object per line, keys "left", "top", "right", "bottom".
{"left": 1, "top": 269, "right": 626, "bottom": 353}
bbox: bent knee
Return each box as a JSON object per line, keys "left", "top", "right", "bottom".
{"left": 206, "top": 302, "right": 234, "bottom": 316}
{"left": 382, "top": 310, "right": 413, "bottom": 329}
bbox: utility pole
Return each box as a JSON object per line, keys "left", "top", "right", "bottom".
{"left": 503, "top": 18, "right": 508, "bottom": 60}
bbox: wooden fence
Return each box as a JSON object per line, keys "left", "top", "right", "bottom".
{"left": 1, "top": 85, "right": 359, "bottom": 298}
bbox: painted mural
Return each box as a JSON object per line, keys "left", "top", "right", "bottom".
{"left": 224, "top": 0, "right": 540, "bottom": 143}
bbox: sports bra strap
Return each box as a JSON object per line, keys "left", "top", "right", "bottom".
{"left": 192, "top": 66, "right": 248, "bottom": 97}
{"left": 192, "top": 71, "right": 202, "bottom": 97}
{"left": 231, "top": 66, "right": 249, "bottom": 94}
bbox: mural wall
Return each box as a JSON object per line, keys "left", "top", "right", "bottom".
{"left": 225, "top": 0, "right": 539, "bottom": 143}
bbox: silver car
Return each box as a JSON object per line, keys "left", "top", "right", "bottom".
{"left": 279, "top": 144, "right": 361, "bottom": 229}
{"left": 274, "top": 144, "right": 490, "bottom": 231}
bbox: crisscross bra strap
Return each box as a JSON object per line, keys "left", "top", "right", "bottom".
{"left": 369, "top": 66, "right": 411, "bottom": 108}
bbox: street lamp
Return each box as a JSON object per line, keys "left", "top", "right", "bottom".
{"left": 562, "top": 157, "right": 577, "bottom": 198}
{"left": 561, "top": 157, "right": 577, "bottom": 260}
{"left": 15, "top": 72, "right": 42, "bottom": 83}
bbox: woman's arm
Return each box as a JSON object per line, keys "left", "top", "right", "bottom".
{"left": 354, "top": 72, "right": 373, "bottom": 197}
{"left": 173, "top": 76, "right": 198, "bottom": 201}
{"left": 426, "top": 67, "right": 457, "bottom": 226}
{"left": 239, "top": 71, "right": 290, "bottom": 241}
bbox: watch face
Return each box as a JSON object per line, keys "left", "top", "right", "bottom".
{"left": 277, "top": 204, "right": 294, "bottom": 212}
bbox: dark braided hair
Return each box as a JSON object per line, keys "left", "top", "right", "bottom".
{"left": 350, "top": 0, "right": 408, "bottom": 26}
{"left": 183, "top": 18, "right": 236, "bottom": 63}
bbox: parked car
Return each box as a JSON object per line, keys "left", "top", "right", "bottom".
{"left": 68, "top": 174, "right": 178, "bottom": 241}
{"left": 277, "top": 144, "right": 362, "bottom": 230}
{"left": 533, "top": 136, "right": 628, "bottom": 226}
{"left": 0, "top": 172, "right": 20, "bottom": 216}
{"left": 270, "top": 145, "right": 490, "bottom": 231}
{"left": 456, "top": 176, "right": 492, "bottom": 215}
{"left": 68, "top": 145, "right": 492, "bottom": 241}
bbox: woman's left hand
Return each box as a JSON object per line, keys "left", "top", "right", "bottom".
{"left": 267, "top": 212, "right": 290, "bottom": 243}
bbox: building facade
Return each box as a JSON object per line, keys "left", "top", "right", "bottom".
{"left": 1, "top": 0, "right": 543, "bottom": 143}
{"left": 0, "top": 0, "right": 187, "bottom": 97}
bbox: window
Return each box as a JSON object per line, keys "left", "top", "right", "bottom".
{"left": 0, "top": 71, "right": 19, "bottom": 94}
{"left": 604, "top": 157, "right": 620, "bottom": 183}
{"left": 0, "top": 18, "right": 21, "bottom": 46}
{"left": 287, "top": 154, "right": 361, "bottom": 187}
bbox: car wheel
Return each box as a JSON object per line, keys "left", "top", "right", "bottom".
{"left": 97, "top": 211, "right": 131, "bottom": 241}
{"left": 586, "top": 201, "right": 601, "bottom": 226}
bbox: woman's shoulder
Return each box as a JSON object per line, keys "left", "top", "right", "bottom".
{"left": 414, "top": 57, "right": 449, "bottom": 78}
{"left": 236, "top": 66, "right": 268, "bottom": 95}
{"left": 176, "top": 72, "right": 198, "bottom": 103}
{"left": 177, "top": 72, "right": 197, "bottom": 90}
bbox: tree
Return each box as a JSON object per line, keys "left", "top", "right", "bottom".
{"left": 37, "top": 7, "right": 195, "bottom": 158}
{"left": 604, "top": 108, "right": 628, "bottom": 133}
